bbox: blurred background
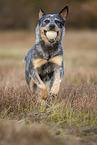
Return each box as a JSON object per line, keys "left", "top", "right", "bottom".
{"left": 0, "top": 0, "right": 97, "bottom": 31}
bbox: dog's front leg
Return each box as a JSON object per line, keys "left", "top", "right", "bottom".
{"left": 30, "top": 70, "right": 48, "bottom": 100}
{"left": 49, "top": 69, "right": 61, "bottom": 98}
{"left": 49, "top": 62, "right": 64, "bottom": 98}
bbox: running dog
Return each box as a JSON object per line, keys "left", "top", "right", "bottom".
{"left": 24, "top": 6, "right": 68, "bottom": 100}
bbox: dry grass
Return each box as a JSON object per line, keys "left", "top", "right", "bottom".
{"left": 0, "top": 30, "right": 97, "bottom": 145}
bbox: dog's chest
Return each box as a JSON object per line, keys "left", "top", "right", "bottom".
{"left": 33, "top": 55, "right": 62, "bottom": 82}
{"left": 33, "top": 55, "right": 62, "bottom": 69}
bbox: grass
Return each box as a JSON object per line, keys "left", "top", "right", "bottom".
{"left": 0, "top": 30, "right": 97, "bottom": 145}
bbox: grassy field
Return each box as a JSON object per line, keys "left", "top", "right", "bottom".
{"left": 0, "top": 30, "right": 97, "bottom": 145}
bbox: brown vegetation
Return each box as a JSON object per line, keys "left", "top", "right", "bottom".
{"left": 0, "top": 30, "right": 97, "bottom": 145}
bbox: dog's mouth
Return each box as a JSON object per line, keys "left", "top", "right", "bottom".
{"left": 44, "top": 30, "right": 59, "bottom": 43}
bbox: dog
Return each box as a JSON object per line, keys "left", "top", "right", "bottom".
{"left": 24, "top": 6, "right": 68, "bottom": 100}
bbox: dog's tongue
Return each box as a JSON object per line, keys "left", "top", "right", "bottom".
{"left": 46, "top": 31, "right": 57, "bottom": 40}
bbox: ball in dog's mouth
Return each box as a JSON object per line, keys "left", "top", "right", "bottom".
{"left": 44, "top": 30, "right": 58, "bottom": 43}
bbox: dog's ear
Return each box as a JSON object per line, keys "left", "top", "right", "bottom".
{"left": 38, "top": 6, "right": 46, "bottom": 20}
{"left": 59, "top": 6, "right": 68, "bottom": 20}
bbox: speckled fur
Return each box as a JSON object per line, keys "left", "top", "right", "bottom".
{"left": 24, "top": 6, "right": 68, "bottom": 100}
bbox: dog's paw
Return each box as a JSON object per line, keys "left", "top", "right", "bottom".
{"left": 41, "top": 89, "right": 48, "bottom": 100}
{"left": 50, "top": 88, "right": 58, "bottom": 96}
{"left": 49, "top": 92, "right": 58, "bottom": 98}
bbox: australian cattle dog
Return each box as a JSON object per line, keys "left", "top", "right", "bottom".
{"left": 24, "top": 6, "right": 69, "bottom": 100}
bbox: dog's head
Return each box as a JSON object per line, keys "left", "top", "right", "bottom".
{"left": 37, "top": 6, "right": 68, "bottom": 45}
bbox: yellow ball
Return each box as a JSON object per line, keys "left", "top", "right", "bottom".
{"left": 46, "top": 31, "right": 57, "bottom": 40}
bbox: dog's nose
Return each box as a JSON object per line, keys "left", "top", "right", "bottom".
{"left": 49, "top": 24, "right": 55, "bottom": 30}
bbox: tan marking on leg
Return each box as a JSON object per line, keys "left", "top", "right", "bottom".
{"left": 30, "top": 79, "right": 35, "bottom": 92}
{"left": 35, "top": 71, "right": 45, "bottom": 89}
{"left": 41, "top": 89, "right": 48, "bottom": 100}
{"left": 33, "top": 59, "right": 47, "bottom": 69}
{"left": 35, "top": 72, "right": 48, "bottom": 100}
{"left": 50, "top": 70, "right": 61, "bottom": 95}
{"left": 49, "top": 55, "right": 62, "bottom": 66}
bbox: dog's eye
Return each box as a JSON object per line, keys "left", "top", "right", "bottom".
{"left": 55, "top": 20, "right": 61, "bottom": 25}
{"left": 44, "top": 20, "right": 50, "bottom": 24}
